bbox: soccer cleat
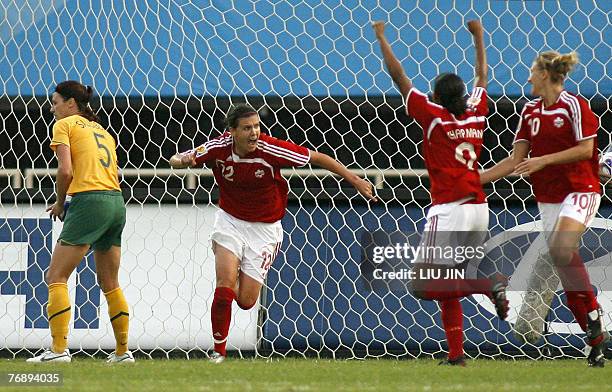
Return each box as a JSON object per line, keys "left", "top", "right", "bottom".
{"left": 491, "top": 275, "right": 510, "bottom": 320}
{"left": 107, "top": 350, "right": 135, "bottom": 364}
{"left": 586, "top": 307, "right": 610, "bottom": 368}
{"left": 438, "top": 356, "right": 467, "bottom": 367}
{"left": 209, "top": 351, "right": 225, "bottom": 364}
{"left": 26, "top": 349, "right": 71, "bottom": 363}
{"left": 587, "top": 345, "right": 606, "bottom": 368}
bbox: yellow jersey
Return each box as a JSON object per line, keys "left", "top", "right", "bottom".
{"left": 50, "top": 114, "right": 120, "bottom": 194}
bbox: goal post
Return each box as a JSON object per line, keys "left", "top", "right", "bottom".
{"left": 0, "top": 1, "right": 610, "bottom": 359}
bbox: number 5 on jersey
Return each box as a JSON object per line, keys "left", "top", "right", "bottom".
{"left": 93, "top": 132, "right": 111, "bottom": 168}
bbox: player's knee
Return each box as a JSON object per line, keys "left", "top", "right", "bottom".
{"left": 45, "top": 269, "right": 66, "bottom": 285}
{"left": 216, "top": 278, "right": 237, "bottom": 289}
{"left": 216, "top": 268, "right": 238, "bottom": 289}
{"left": 97, "top": 277, "right": 119, "bottom": 293}
{"left": 236, "top": 298, "right": 257, "bottom": 310}
{"left": 548, "top": 246, "right": 572, "bottom": 266}
{"left": 236, "top": 288, "right": 259, "bottom": 309}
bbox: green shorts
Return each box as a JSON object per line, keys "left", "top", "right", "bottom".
{"left": 58, "top": 190, "right": 126, "bottom": 251}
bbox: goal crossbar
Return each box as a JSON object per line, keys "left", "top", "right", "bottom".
{"left": 14, "top": 168, "right": 430, "bottom": 189}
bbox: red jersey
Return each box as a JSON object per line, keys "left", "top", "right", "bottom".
{"left": 513, "top": 91, "right": 600, "bottom": 203}
{"left": 406, "top": 87, "right": 488, "bottom": 205}
{"left": 185, "top": 132, "right": 310, "bottom": 223}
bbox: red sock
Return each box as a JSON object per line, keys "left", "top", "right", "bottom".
{"left": 558, "top": 253, "right": 599, "bottom": 313}
{"left": 440, "top": 299, "right": 463, "bottom": 360}
{"left": 421, "top": 279, "right": 492, "bottom": 300}
{"left": 211, "top": 287, "right": 235, "bottom": 356}
{"left": 565, "top": 291, "right": 588, "bottom": 332}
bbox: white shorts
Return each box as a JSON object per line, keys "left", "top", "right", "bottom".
{"left": 210, "top": 209, "right": 283, "bottom": 284}
{"left": 415, "top": 199, "right": 489, "bottom": 265}
{"left": 538, "top": 192, "right": 601, "bottom": 234}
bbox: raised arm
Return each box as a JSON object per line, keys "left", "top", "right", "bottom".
{"left": 480, "top": 141, "right": 529, "bottom": 184}
{"left": 372, "top": 21, "right": 413, "bottom": 98}
{"left": 467, "top": 20, "right": 487, "bottom": 89}
{"left": 309, "top": 151, "right": 377, "bottom": 202}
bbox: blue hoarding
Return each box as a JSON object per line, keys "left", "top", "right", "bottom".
{"left": 0, "top": 218, "right": 100, "bottom": 329}
{"left": 265, "top": 202, "right": 612, "bottom": 355}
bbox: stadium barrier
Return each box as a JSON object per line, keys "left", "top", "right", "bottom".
{"left": 1, "top": 192, "right": 610, "bottom": 359}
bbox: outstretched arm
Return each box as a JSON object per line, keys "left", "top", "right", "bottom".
{"left": 169, "top": 151, "right": 197, "bottom": 169}
{"left": 309, "top": 151, "right": 377, "bottom": 201}
{"left": 480, "top": 142, "right": 529, "bottom": 184}
{"left": 514, "top": 139, "right": 593, "bottom": 176}
{"left": 372, "top": 21, "right": 412, "bottom": 98}
{"left": 467, "top": 20, "right": 487, "bottom": 89}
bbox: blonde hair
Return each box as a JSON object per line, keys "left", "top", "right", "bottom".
{"left": 534, "top": 51, "right": 579, "bottom": 84}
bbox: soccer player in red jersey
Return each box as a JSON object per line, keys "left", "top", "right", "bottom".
{"left": 170, "top": 104, "right": 376, "bottom": 363}
{"left": 373, "top": 20, "right": 509, "bottom": 366}
{"left": 481, "top": 51, "right": 608, "bottom": 367}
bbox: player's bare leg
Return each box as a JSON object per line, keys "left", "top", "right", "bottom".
{"left": 236, "top": 272, "right": 263, "bottom": 311}
{"left": 94, "top": 246, "right": 121, "bottom": 293}
{"left": 211, "top": 242, "right": 240, "bottom": 363}
{"left": 549, "top": 217, "right": 608, "bottom": 367}
{"left": 214, "top": 242, "right": 240, "bottom": 288}
{"left": 46, "top": 243, "right": 91, "bottom": 285}
{"left": 411, "top": 264, "right": 508, "bottom": 366}
{"left": 95, "top": 246, "right": 134, "bottom": 363}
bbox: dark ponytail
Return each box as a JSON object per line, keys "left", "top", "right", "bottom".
{"left": 55, "top": 80, "right": 101, "bottom": 124}
{"left": 433, "top": 73, "right": 467, "bottom": 116}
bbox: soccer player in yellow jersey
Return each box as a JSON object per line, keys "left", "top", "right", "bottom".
{"left": 27, "top": 81, "right": 133, "bottom": 363}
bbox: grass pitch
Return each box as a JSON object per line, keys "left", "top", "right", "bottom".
{"left": 2, "top": 357, "right": 610, "bottom": 392}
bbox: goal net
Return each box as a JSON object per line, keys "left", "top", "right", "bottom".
{"left": 0, "top": 1, "right": 610, "bottom": 360}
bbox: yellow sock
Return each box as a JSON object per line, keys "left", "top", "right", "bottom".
{"left": 47, "top": 283, "right": 70, "bottom": 353}
{"left": 104, "top": 287, "right": 129, "bottom": 356}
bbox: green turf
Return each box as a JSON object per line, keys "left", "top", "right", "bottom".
{"left": 1, "top": 357, "right": 610, "bottom": 392}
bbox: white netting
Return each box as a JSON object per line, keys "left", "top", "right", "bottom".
{"left": 0, "top": 1, "right": 610, "bottom": 359}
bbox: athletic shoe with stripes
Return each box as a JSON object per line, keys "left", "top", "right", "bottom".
{"left": 586, "top": 307, "right": 610, "bottom": 368}
{"left": 209, "top": 351, "right": 225, "bottom": 364}
{"left": 26, "top": 349, "right": 71, "bottom": 363}
{"left": 107, "top": 350, "right": 135, "bottom": 363}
